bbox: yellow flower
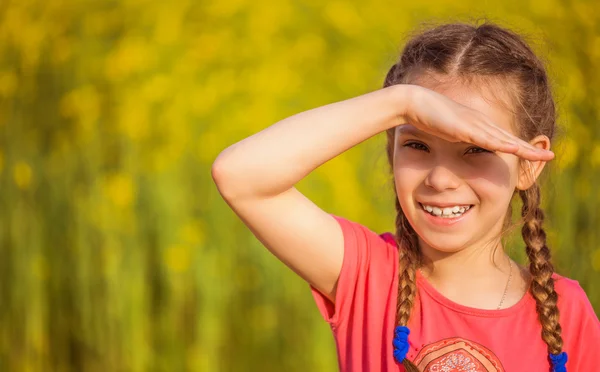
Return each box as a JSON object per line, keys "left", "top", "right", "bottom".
{"left": 153, "top": 3, "right": 185, "bottom": 45}
{"left": 142, "top": 74, "right": 170, "bottom": 104}
{"left": 104, "top": 37, "right": 154, "bottom": 81}
{"left": 0, "top": 71, "right": 17, "bottom": 98}
{"left": 179, "top": 220, "right": 206, "bottom": 246}
{"left": 117, "top": 96, "right": 149, "bottom": 141}
{"left": 13, "top": 161, "right": 33, "bottom": 190}
{"left": 103, "top": 173, "right": 135, "bottom": 208}
{"left": 164, "top": 244, "right": 192, "bottom": 273}
{"left": 59, "top": 85, "right": 100, "bottom": 138}
{"left": 324, "top": 1, "right": 365, "bottom": 36}
{"left": 52, "top": 37, "right": 72, "bottom": 65}
{"left": 207, "top": 0, "right": 249, "bottom": 17}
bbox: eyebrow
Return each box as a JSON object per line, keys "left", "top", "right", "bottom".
{"left": 396, "top": 125, "right": 430, "bottom": 139}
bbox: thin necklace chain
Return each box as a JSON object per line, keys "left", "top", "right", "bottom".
{"left": 497, "top": 259, "right": 513, "bottom": 310}
{"left": 418, "top": 258, "right": 514, "bottom": 310}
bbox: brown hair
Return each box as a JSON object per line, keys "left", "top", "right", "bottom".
{"left": 382, "top": 21, "right": 561, "bottom": 371}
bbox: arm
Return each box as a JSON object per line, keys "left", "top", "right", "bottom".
{"left": 211, "top": 85, "right": 410, "bottom": 302}
{"left": 212, "top": 85, "right": 408, "bottom": 201}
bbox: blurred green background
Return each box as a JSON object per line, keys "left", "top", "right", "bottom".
{"left": 0, "top": 0, "right": 598, "bottom": 371}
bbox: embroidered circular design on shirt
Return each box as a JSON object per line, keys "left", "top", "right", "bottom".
{"left": 413, "top": 337, "right": 505, "bottom": 372}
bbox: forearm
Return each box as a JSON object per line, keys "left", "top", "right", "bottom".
{"left": 211, "top": 84, "right": 410, "bottom": 200}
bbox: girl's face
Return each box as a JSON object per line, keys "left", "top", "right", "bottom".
{"left": 394, "top": 79, "right": 522, "bottom": 256}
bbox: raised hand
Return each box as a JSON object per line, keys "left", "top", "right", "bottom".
{"left": 398, "top": 85, "right": 554, "bottom": 161}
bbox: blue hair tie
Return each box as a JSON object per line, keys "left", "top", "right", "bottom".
{"left": 393, "top": 326, "right": 410, "bottom": 363}
{"left": 549, "top": 352, "right": 568, "bottom": 372}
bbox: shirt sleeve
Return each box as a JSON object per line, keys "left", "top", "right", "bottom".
{"left": 309, "top": 214, "right": 398, "bottom": 329}
{"left": 555, "top": 277, "right": 600, "bottom": 371}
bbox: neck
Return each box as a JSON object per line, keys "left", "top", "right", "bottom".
{"left": 414, "top": 224, "right": 529, "bottom": 310}
{"left": 418, "top": 236, "right": 512, "bottom": 283}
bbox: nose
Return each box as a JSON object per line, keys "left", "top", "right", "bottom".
{"left": 424, "top": 165, "right": 461, "bottom": 192}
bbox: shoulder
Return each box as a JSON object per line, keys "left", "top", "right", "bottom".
{"left": 553, "top": 273, "right": 584, "bottom": 298}
{"left": 330, "top": 214, "right": 399, "bottom": 260}
{"left": 553, "top": 273, "right": 591, "bottom": 306}
{"left": 552, "top": 273, "right": 599, "bottom": 325}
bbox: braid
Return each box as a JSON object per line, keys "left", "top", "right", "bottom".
{"left": 386, "top": 61, "right": 422, "bottom": 372}
{"left": 394, "top": 197, "right": 421, "bottom": 372}
{"left": 520, "top": 185, "right": 564, "bottom": 356}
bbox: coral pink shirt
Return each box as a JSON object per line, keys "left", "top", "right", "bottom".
{"left": 310, "top": 215, "right": 600, "bottom": 371}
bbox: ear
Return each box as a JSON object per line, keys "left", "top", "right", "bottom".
{"left": 516, "top": 135, "right": 552, "bottom": 190}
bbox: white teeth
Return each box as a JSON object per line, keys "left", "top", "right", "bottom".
{"left": 421, "top": 203, "right": 472, "bottom": 218}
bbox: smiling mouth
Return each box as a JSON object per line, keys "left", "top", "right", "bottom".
{"left": 419, "top": 203, "right": 475, "bottom": 218}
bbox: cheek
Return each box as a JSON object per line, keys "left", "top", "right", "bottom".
{"left": 394, "top": 162, "right": 427, "bottom": 201}
{"left": 463, "top": 155, "right": 520, "bottom": 200}
{"left": 393, "top": 149, "right": 430, "bottom": 183}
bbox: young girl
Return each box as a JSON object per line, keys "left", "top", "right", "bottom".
{"left": 211, "top": 21, "right": 600, "bottom": 371}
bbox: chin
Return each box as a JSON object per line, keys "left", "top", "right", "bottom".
{"left": 416, "top": 233, "right": 472, "bottom": 254}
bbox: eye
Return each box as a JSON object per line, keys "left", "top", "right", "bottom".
{"left": 465, "top": 146, "right": 492, "bottom": 154}
{"left": 403, "top": 142, "right": 429, "bottom": 152}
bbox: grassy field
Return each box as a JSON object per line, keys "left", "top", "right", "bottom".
{"left": 0, "top": 0, "right": 598, "bottom": 370}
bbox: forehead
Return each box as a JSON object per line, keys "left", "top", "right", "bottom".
{"left": 407, "top": 74, "right": 517, "bottom": 135}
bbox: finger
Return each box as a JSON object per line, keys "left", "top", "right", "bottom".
{"left": 462, "top": 128, "right": 519, "bottom": 153}
{"left": 442, "top": 126, "right": 517, "bottom": 152}
{"left": 480, "top": 121, "right": 546, "bottom": 154}
{"left": 474, "top": 121, "right": 525, "bottom": 148}
{"left": 486, "top": 127, "right": 554, "bottom": 160}
{"left": 487, "top": 133, "right": 554, "bottom": 161}
{"left": 432, "top": 117, "right": 515, "bottom": 149}
{"left": 453, "top": 119, "right": 515, "bottom": 150}
{"left": 476, "top": 121, "right": 553, "bottom": 160}
{"left": 512, "top": 144, "right": 555, "bottom": 161}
